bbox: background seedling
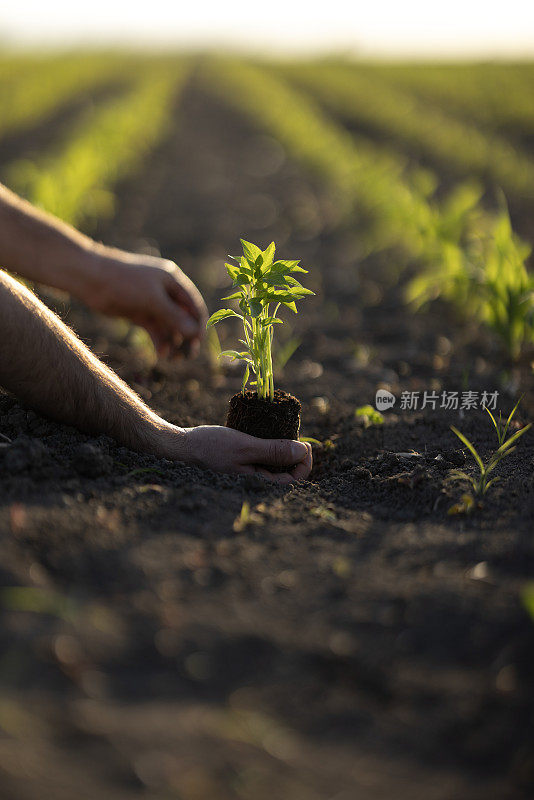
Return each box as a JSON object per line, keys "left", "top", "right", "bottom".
{"left": 206, "top": 239, "right": 314, "bottom": 399}
{"left": 355, "top": 405, "right": 384, "bottom": 427}
{"left": 523, "top": 584, "right": 534, "bottom": 622}
{"left": 485, "top": 395, "right": 524, "bottom": 447}
{"left": 449, "top": 409, "right": 531, "bottom": 498}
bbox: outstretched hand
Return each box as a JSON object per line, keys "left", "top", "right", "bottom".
{"left": 85, "top": 249, "right": 208, "bottom": 359}
{"left": 159, "top": 424, "right": 313, "bottom": 484}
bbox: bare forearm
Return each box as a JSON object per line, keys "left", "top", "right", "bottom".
{"left": 0, "top": 270, "right": 181, "bottom": 454}
{"left": 0, "top": 182, "right": 99, "bottom": 296}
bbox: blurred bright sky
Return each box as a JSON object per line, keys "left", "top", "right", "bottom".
{"left": 1, "top": 0, "right": 534, "bottom": 56}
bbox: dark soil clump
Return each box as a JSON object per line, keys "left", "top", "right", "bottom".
{"left": 226, "top": 389, "right": 301, "bottom": 440}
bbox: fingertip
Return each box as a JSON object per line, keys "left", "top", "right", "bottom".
{"left": 290, "top": 444, "right": 313, "bottom": 480}
{"left": 290, "top": 440, "right": 308, "bottom": 462}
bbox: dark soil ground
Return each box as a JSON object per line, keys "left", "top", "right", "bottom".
{"left": 1, "top": 74, "right": 534, "bottom": 800}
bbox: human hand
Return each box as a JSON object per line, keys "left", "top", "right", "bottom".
{"left": 157, "top": 424, "right": 313, "bottom": 484}
{"left": 84, "top": 248, "right": 208, "bottom": 359}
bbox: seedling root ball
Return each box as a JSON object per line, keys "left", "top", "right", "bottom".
{"left": 226, "top": 389, "right": 301, "bottom": 440}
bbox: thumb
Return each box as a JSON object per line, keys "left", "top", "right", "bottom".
{"left": 251, "top": 438, "right": 308, "bottom": 467}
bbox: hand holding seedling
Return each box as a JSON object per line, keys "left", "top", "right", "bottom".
{"left": 173, "top": 426, "right": 313, "bottom": 483}
{"left": 0, "top": 269, "right": 312, "bottom": 482}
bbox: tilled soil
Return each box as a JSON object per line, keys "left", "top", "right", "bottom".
{"left": 1, "top": 76, "right": 534, "bottom": 800}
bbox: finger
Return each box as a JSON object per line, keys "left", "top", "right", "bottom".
{"left": 289, "top": 442, "right": 313, "bottom": 480}
{"left": 254, "top": 466, "right": 296, "bottom": 484}
{"left": 158, "top": 290, "right": 200, "bottom": 339}
{"left": 142, "top": 322, "right": 168, "bottom": 358}
{"left": 165, "top": 272, "right": 208, "bottom": 326}
{"left": 243, "top": 437, "right": 308, "bottom": 468}
{"left": 233, "top": 463, "right": 294, "bottom": 484}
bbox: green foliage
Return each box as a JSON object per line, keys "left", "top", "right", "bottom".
{"left": 449, "top": 404, "right": 531, "bottom": 497}
{"left": 288, "top": 60, "right": 534, "bottom": 197}
{"left": 203, "top": 57, "right": 433, "bottom": 255}
{"left": 355, "top": 405, "right": 384, "bottom": 427}
{"left": 523, "top": 584, "right": 534, "bottom": 622}
{"left": 0, "top": 53, "right": 136, "bottom": 140}
{"left": 408, "top": 196, "right": 534, "bottom": 359}
{"left": 205, "top": 59, "right": 534, "bottom": 361}
{"left": 206, "top": 240, "right": 314, "bottom": 399}
{"left": 486, "top": 395, "right": 524, "bottom": 447}
{"left": 368, "top": 61, "right": 534, "bottom": 140}
{"left": 8, "top": 63, "right": 185, "bottom": 229}
{"left": 1, "top": 586, "right": 78, "bottom": 620}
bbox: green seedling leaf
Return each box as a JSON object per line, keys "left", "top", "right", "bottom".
{"left": 261, "top": 241, "right": 276, "bottom": 269}
{"left": 299, "top": 436, "right": 322, "bottom": 445}
{"left": 206, "top": 309, "right": 242, "bottom": 328}
{"left": 249, "top": 298, "right": 263, "bottom": 318}
{"left": 283, "top": 300, "right": 298, "bottom": 313}
{"left": 450, "top": 427, "right": 484, "bottom": 474}
{"left": 261, "top": 317, "right": 283, "bottom": 326}
{"left": 226, "top": 262, "right": 240, "bottom": 280}
{"left": 494, "top": 422, "right": 532, "bottom": 458}
{"left": 239, "top": 257, "right": 253, "bottom": 274}
{"left": 448, "top": 492, "right": 476, "bottom": 515}
{"left": 271, "top": 260, "right": 307, "bottom": 273}
{"left": 485, "top": 406, "right": 500, "bottom": 440}
{"left": 240, "top": 239, "right": 262, "bottom": 262}
{"left": 503, "top": 395, "right": 524, "bottom": 440}
{"left": 263, "top": 274, "right": 291, "bottom": 287}
{"left": 355, "top": 405, "right": 384, "bottom": 427}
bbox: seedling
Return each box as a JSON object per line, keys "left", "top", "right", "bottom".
{"left": 206, "top": 239, "right": 314, "bottom": 400}
{"left": 449, "top": 411, "right": 531, "bottom": 497}
{"left": 355, "top": 405, "right": 384, "bottom": 427}
{"left": 485, "top": 395, "right": 523, "bottom": 447}
{"left": 523, "top": 584, "right": 534, "bottom": 622}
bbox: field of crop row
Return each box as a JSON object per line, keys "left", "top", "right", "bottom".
{"left": 1, "top": 54, "right": 533, "bottom": 358}
{"left": 1, "top": 53, "right": 534, "bottom": 800}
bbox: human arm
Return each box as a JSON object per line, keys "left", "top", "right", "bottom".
{"left": 0, "top": 182, "right": 207, "bottom": 358}
{"left": 0, "top": 270, "right": 312, "bottom": 482}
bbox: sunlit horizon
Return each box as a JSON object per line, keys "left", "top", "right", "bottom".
{"left": 1, "top": 0, "right": 534, "bottom": 59}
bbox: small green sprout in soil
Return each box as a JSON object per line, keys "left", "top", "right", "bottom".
{"left": 233, "top": 500, "right": 264, "bottom": 532}
{"left": 449, "top": 402, "right": 531, "bottom": 501}
{"left": 206, "top": 239, "right": 314, "bottom": 400}
{"left": 299, "top": 436, "right": 322, "bottom": 445}
{"left": 355, "top": 404, "right": 384, "bottom": 427}
{"left": 523, "top": 584, "right": 534, "bottom": 622}
{"left": 485, "top": 395, "right": 524, "bottom": 447}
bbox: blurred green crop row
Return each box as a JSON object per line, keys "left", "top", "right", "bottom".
{"left": 280, "top": 60, "right": 534, "bottom": 199}
{"left": 0, "top": 52, "right": 533, "bottom": 359}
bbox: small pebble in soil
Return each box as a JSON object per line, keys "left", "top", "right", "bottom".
{"left": 72, "top": 443, "right": 113, "bottom": 478}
